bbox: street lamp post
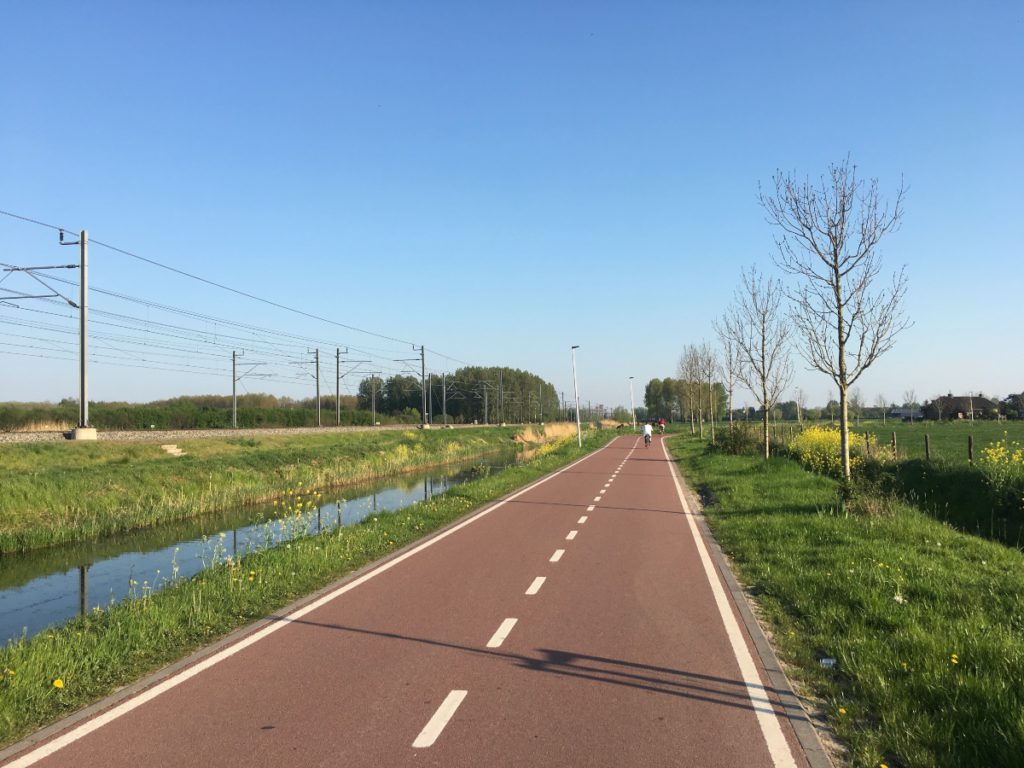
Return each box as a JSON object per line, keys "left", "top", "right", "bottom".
{"left": 571, "top": 345, "right": 582, "bottom": 447}
{"left": 628, "top": 376, "right": 637, "bottom": 431}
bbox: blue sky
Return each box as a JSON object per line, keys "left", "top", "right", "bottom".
{"left": 2, "top": 2, "right": 1021, "bottom": 412}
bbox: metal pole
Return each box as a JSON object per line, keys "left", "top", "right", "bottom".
{"left": 571, "top": 346, "right": 582, "bottom": 447}
{"left": 499, "top": 370, "right": 504, "bottom": 424}
{"left": 315, "top": 348, "right": 321, "bottom": 427}
{"left": 372, "top": 376, "right": 377, "bottom": 425}
{"left": 420, "top": 346, "right": 427, "bottom": 427}
{"left": 336, "top": 348, "right": 341, "bottom": 426}
{"left": 629, "top": 376, "right": 636, "bottom": 430}
{"left": 442, "top": 371, "right": 447, "bottom": 425}
{"left": 79, "top": 230, "right": 88, "bottom": 428}
{"left": 232, "top": 351, "right": 237, "bottom": 428}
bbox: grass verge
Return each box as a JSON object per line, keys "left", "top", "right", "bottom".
{"left": 0, "top": 427, "right": 523, "bottom": 553}
{"left": 0, "top": 427, "right": 614, "bottom": 748}
{"left": 666, "top": 434, "right": 1024, "bottom": 768}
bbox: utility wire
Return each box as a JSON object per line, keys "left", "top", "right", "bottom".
{"left": 2, "top": 208, "right": 472, "bottom": 372}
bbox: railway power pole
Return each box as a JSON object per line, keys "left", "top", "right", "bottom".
{"left": 418, "top": 345, "right": 428, "bottom": 427}
{"left": 59, "top": 230, "right": 93, "bottom": 438}
{"left": 233, "top": 351, "right": 240, "bottom": 428}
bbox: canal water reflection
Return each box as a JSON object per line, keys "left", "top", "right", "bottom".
{"left": 0, "top": 456, "right": 510, "bottom": 647}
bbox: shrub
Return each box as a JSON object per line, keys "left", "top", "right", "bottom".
{"left": 713, "top": 424, "right": 761, "bottom": 456}
{"left": 978, "top": 434, "right": 1024, "bottom": 514}
{"left": 788, "top": 425, "right": 879, "bottom": 478}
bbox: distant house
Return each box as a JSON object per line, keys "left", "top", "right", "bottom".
{"left": 888, "top": 407, "right": 923, "bottom": 422}
{"left": 923, "top": 394, "right": 999, "bottom": 421}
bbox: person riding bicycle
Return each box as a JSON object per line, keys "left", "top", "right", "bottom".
{"left": 642, "top": 422, "right": 653, "bottom": 447}
{"left": 658, "top": 418, "right": 665, "bottom": 435}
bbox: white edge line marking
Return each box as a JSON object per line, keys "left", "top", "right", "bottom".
{"left": 578, "top": 516, "right": 588, "bottom": 524}
{"left": 6, "top": 443, "right": 611, "bottom": 768}
{"left": 566, "top": 530, "right": 578, "bottom": 540}
{"left": 486, "top": 618, "right": 518, "bottom": 649}
{"left": 525, "top": 576, "right": 546, "bottom": 594}
{"left": 550, "top": 549, "right": 564, "bottom": 562}
{"left": 586, "top": 505, "right": 595, "bottom": 512}
{"left": 660, "top": 440, "right": 798, "bottom": 768}
{"left": 412, "top": 689, "right": 468, "bottom": 748}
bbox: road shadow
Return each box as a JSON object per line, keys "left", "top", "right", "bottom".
{"left": 276, "top": 618, "right": 803, "bottom": 720}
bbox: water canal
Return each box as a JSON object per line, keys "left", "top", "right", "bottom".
{"left": 0, "top": 455, "right": 513, "bottom": 647}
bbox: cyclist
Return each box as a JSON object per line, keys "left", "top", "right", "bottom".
{"left": 642, "top": 421, "right": 653, "bottom": 448}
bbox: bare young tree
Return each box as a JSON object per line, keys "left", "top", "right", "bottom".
{"left": 719, "top": 266, "right": 793, "bottom": 459}
{"left": 677, "top": 346, "right": 701, "bottom": 435}
{"left": 794, "top": 386, "right": 808, "bottom": 426}
{"left": 850, "top": 387, "right": 864, "bottom": 426}
{"left": 875, "top": 393, "right": 888, "bottom": 424}
{"left": 715, "top": 324, "right": 744, "bottom": 428}
{"left": 761, "top": 158, "right": 909, "bottom": 482}
{"left": 697, "top": 342, "right": 718, "bottom": 444}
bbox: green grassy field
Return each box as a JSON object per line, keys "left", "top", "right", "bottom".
{"left": 848, "top": 419, "right": 1024, "bottom": 464}
{"left": 0, "top": 428, "right": 615, "bottom": 748}
{"left": 667, "top": 433, "right": 1024, "bottom": 768}
{"left": 0, "top": 428, "right": 522, "bottom": 553}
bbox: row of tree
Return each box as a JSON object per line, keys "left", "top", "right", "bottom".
{"left": 661, "top": 158, "right": 909, "bottom": 484}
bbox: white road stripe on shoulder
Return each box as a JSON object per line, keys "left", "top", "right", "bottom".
{"left": 577, "top": 516, "right": 588, "bottom": 524}
{"left": 586, "top": 505, "right": 595, "bottom": 512}
{"left": 550, "top": 549, "right": 564, "bottom": 562}
{"left": 565, "top": 530, "right": 578, "bottom": 540}
{"left": 660, "top": 440, "right": 798, "bottom": 768}
{"left": 486, "top": 618, "right": 518, "bottom": 649}
{"left": 413, "top": 690, "right": 467, "bottom": 748}
{"left": 525, "top": 577, "right": 546, "bottom": 595}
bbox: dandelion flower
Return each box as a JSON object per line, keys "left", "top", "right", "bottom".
{"left": 52, "top": 678, "right": 64, "bottom": 689}
{"left": 838, "top": 707, "right": 846, "bottom": 716}
{"left": 950, "top": 654, "right": 959, "bottom": 665}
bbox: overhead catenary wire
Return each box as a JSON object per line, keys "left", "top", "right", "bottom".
{"left": 1, "top": 208, "right": 482, "bottom": 394}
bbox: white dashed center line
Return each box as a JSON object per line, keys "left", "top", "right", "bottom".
{"left": 578, "top": 516, "right": 588, "bottom": 524}
{"left": 586, "top": 505, "right": 595, "bottom": 512}
{"left": 486, "top": 618, "right": 518, "bottom": 649}
{"left": 550, "top": 549, "right": 565, "bottom": 562}
{"left": 566, "top": 530, "right": 578, "bottom": 540}
{"left": 593, "top": 496, "right": 602, "bottom": 502}
{"left": 413, "top": 690, "right": 467, "bottom": 748}
{"left": 525, "top": 577, "right": 546, "bottom": 595}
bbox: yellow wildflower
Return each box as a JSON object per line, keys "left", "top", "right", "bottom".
{"left": 52, "top": 678, "right": 64, "bottom": 689}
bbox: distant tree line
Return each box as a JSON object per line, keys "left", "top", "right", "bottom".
{"left": 0, "top": 366, "right": 566, "bottom": 431}
{"left": 356, "top": 366, "right": 561, "bottom": 425}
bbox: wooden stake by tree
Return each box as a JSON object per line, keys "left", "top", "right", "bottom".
{"left": 760, "top": 158, "right": 909, "bottom": 483}
{"left": 719, "top": 266, "right": 793, "bottom": 459}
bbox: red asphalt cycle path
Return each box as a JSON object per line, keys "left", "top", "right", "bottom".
{"left": 2, "top": 435, "right": 817, "bottom": 767}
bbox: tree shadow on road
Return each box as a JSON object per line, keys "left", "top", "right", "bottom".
{"left": 277, "top": 618, "right": 804, "bottom": 720}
